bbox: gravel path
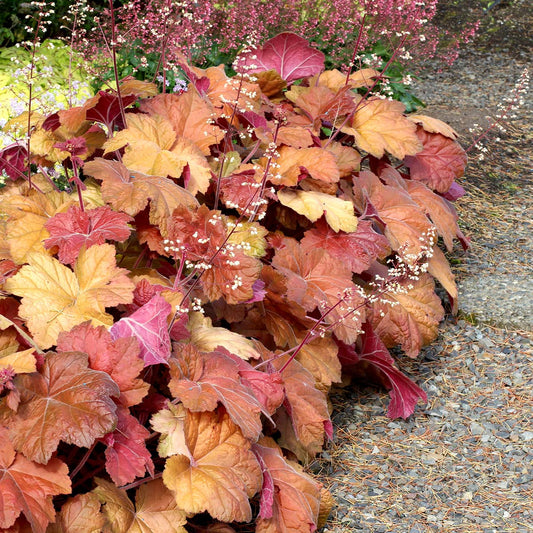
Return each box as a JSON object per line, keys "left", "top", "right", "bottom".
{"left": 317, "top": 2, "right": 532, "bottom": 531}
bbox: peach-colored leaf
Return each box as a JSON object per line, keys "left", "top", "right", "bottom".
{"left": 427, "top": 247, "right": 458, "bottom": 311}
{"left": 342, "top": 98, "right": 421, "bottom": 159}
{"left": 4, "top": 244, "right": 134, "bottom": 349}
{"left": 367, "top": 273, "right": 444, "bottom": 358}
{"left": 405, "top": 180, "right": 460, "bottom": 252}
{"left": 94, "top": 478, "right": 187, "bottom": 532}
{"left": 408, "top": 114, "right": 459, "bottom": 139}
{"left": 326, "top": 142, "right": 361, "bottom": 177}
{"left": 271, "top": 238, "right": 364, "bottom": 344}
{"left": 162, "top": 409, "right": 262, "bottom": 522}
{"left": 270, "top": 355, "right": 331, "bottom": 456}
{"left": 358, "top": 170, "right": 433, "bottom": 261}
{"left": 47, "top": 493, "right": 105, "bottom": 533}
{"left": 254, "top": 438, "right": 320, "bottom": 533}
{"left": 294, "top": 333, "right": 342, "bottom": 390}
{"left": 271, "top": 146, "right": 340, "bottom": 186}
{"left": 313, "top": 68, "right": 380, "bottom": 91}
{"left": 0, "top": 428, "right": 71, "bottom": 533}
{"left": 285, "top": 85, "right": 354, "bottom": 127}
{"left": 6, "top": 351, "right": 119, "bottom": 464}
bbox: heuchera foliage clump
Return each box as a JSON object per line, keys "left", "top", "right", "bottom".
{"left": 0, "top": 33, "right": 468, "bottom": 532}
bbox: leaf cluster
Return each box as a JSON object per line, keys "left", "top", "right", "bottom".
{"left": 0, "top": 33, "right": 468, "bottom": 532}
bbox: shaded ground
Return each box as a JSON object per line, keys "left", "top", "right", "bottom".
{"left": 317, "top": 1, "right": 532, "bottom": 530}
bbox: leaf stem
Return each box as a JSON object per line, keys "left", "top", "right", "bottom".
{"left": 70, "top": 441, "right": 96, "bottom": 479}
{"left": 120, "top": 471, "right": 162, "bottom": 491}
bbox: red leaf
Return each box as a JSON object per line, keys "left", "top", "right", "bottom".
{"left": 301, "top": 218, "right": 390, "bottom": 274}
{"left": 238, "top": 33, "right": 325, "bottom": 83}
{"left": 110, "top": 294, "right": 172, "bottom": 366}
{"left": 403, "top": 127, "right": 467, "bottom": 193}
{"left": 221, "top": 350, "right": 285, "bottom": 416}
{"left": 85, "top": 91, "right": 137, "bottom": 130}
{"left": 337, "top": 323, "right": 427, "bottom": 419}
{"left": 169, "top": 344, "right": 265, "bottom": 439}
{"left": 57, "top": 322, "right": 148, "bottom": 407}
{"left": 44, "top": 205, "right": 132, "bottom": 265}
{"left": 0, "top": 143, "right": 28, "bottom": 181}
{"left": 0, "top": 428, "right": 71, "bottom": 533}
{"left": 101, "top": 406, "right": 154, "bottom": 486}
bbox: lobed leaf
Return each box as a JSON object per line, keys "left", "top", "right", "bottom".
{"left": 0, "top": 428, "right": 71, "bottom": 533}
{"left": 162, "top": 409, "right": 262, "bottom": 523}
{"left": 4, "top": 244, "right": 134, "bottom": 349}
{"left": 94, "top": 478, "right": 187, "bottom": 532}
{"left": 5, "top": 351, "right": 119, "bottom": 464}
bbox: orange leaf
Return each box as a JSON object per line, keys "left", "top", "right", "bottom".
{"left": 342, "top": 98, "right": 422, "bottom": 159}
{"left": 405, "top": 180, "right": 460, "bottom": 252}
{"left": 294, "top": 333, "right": 342, "bottom": 390}
{"left": 254, "top": 438, "right": 321, "bottom": 533}
{"left": 269, "top": 146, "right": 340, "bottom": 186}
{"left": 285, "top": 85, "right": 354, "bottom": 128}
{"left": 83, "top": 158, "right": 198, "bottom": 233}
{"left": 0, "top": 427, "right": 71, "bottom": 533}
{"left": 326, "top": 141, "right": 361, "bottom": 177}
{"left": 271, "top": 238, "right": 364, "bottom": 344}
{"left": 169, "top": 345, "right": 264, "bottom": 439}
{"left": 162, "top": 409, "right": 262, "bottom": 522}
{"left": 367, "top": 273, "right": 444, "bottom": 358}
{"left": 140, "top": 92, "right": 224, "bottom": 155}
{"left": 94, "top": 478, "right": 187, "bottom": 532}
{"left": 4, "top": 244, "right": 134, "bottom": 349}
{"left": 358, "top": 170, "right": 433, "bottom": 261}
{"left": 270, "top": 355, "right": 331, "bottom": 456}
{"left": 5, "top": 351, "right": 119, "bottom": 463}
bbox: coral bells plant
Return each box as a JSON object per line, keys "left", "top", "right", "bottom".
{"left": 0, "top": 33, "right": 469, "bottom": 532}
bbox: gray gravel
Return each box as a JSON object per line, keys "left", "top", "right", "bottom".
{"left": 316, "top": 7, "right": 533, "bottom": 532}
